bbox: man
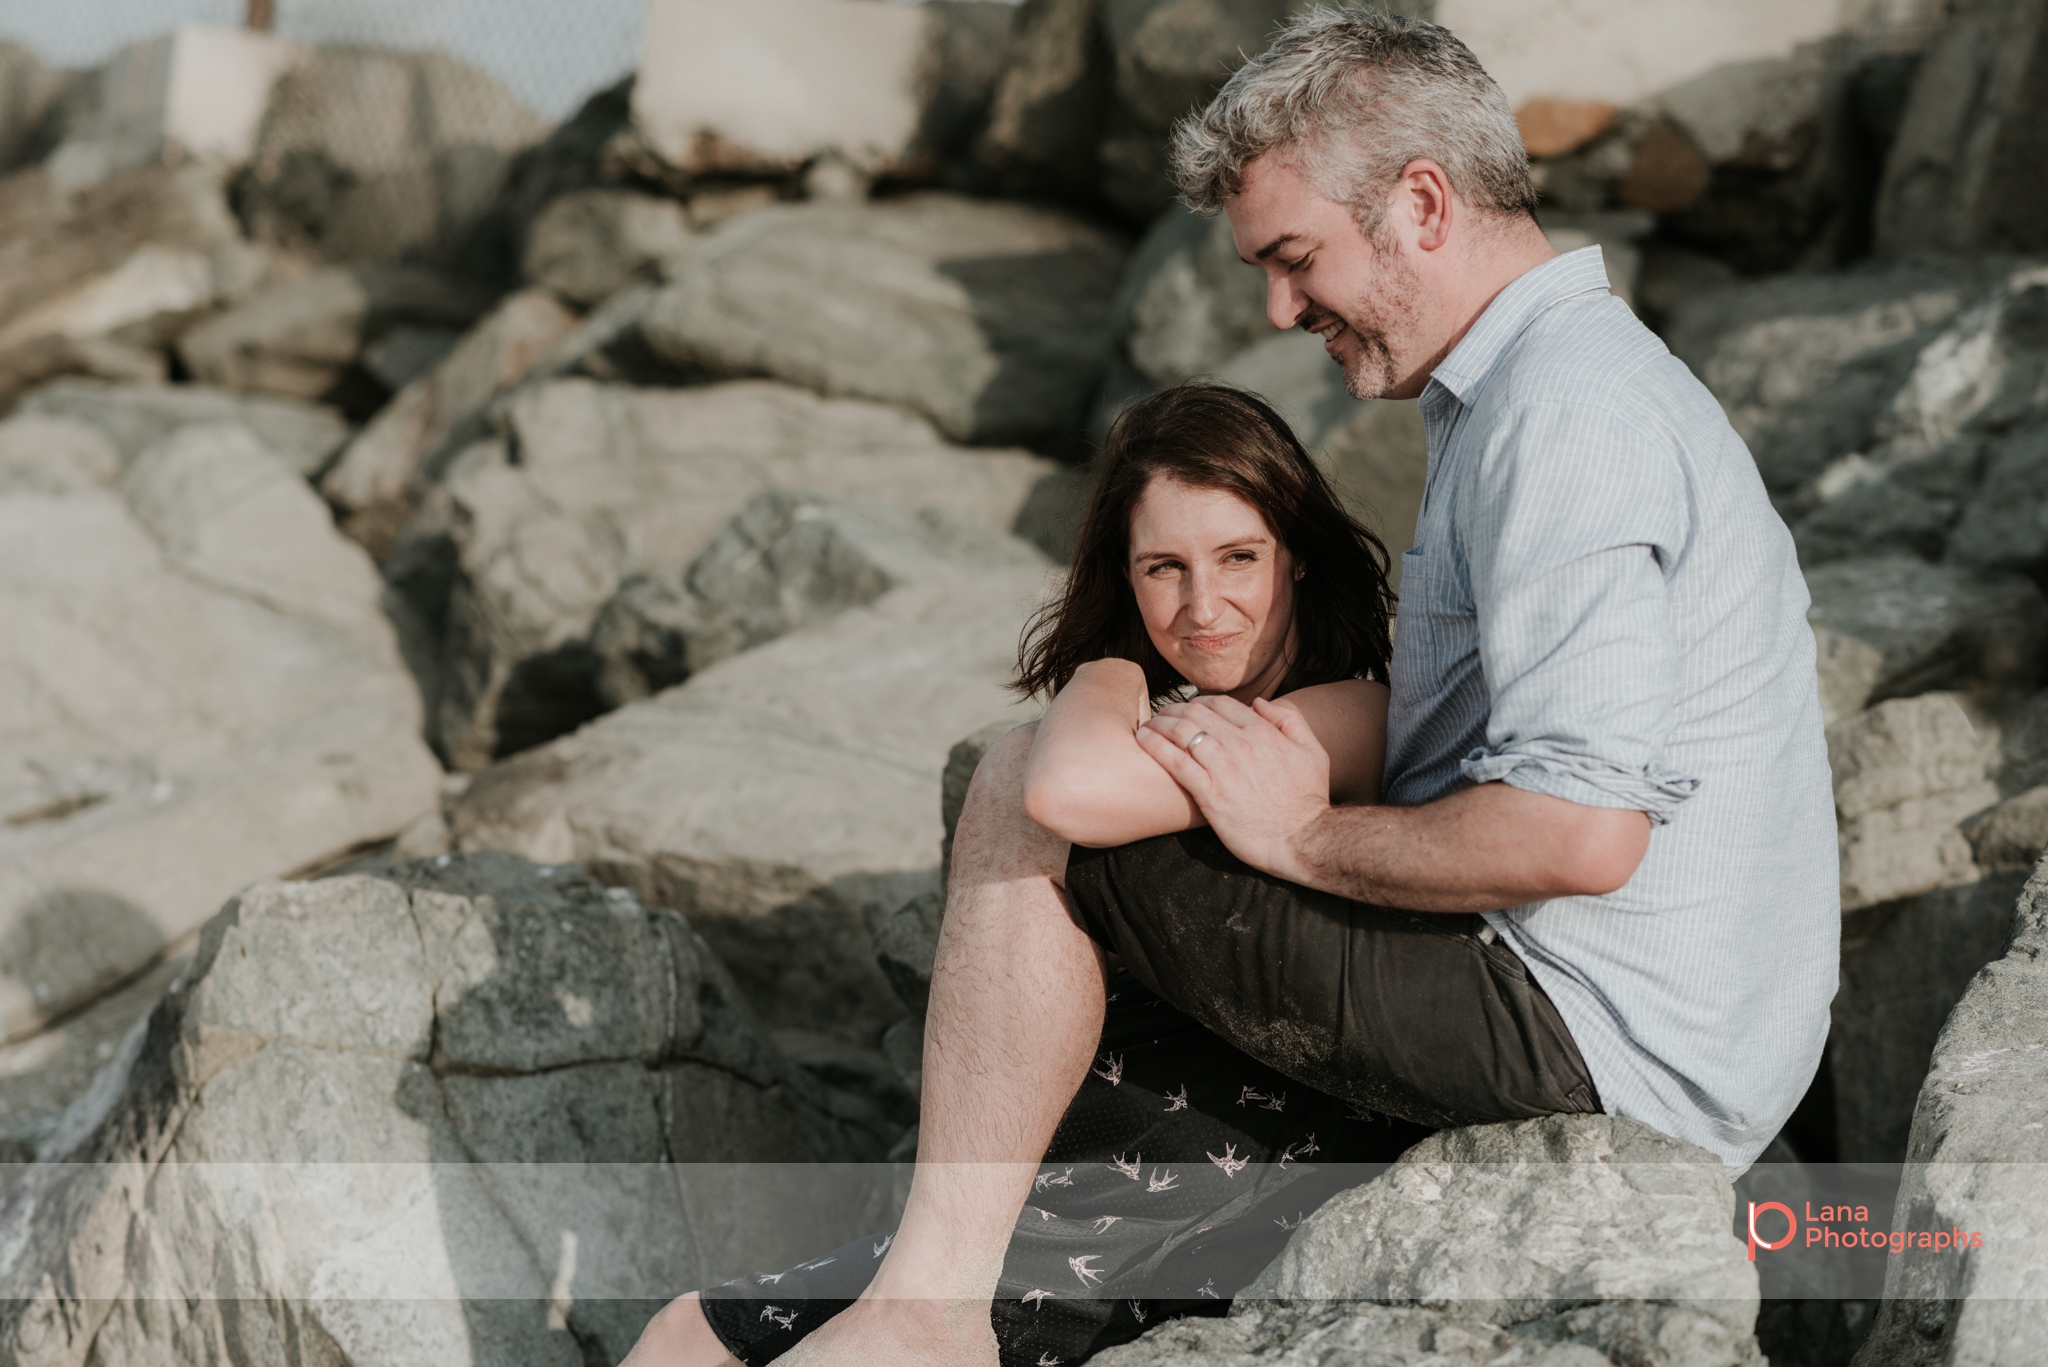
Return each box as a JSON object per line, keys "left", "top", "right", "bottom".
{"left": 635, "top": 9, "right": 1838, "bottom": 1365}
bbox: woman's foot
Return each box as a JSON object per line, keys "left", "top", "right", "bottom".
{"left": 772, "top": 1297, "right": 997, "bottom": 1367}
{"left": 620, "top": 1292, "right": 742, "bottom": 1367}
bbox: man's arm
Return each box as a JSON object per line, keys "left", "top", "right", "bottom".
{"left": 1136, "top": 694, "right": 1649, "bottom": 910}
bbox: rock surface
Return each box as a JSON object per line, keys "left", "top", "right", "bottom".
{"left": 1853, "top": 855, "right": 2048, "bottom": 1367}
{"left": 1098, "top": 1114, "right": 1762, "bottom": 1367}
{"left": 975, "top": 0, "right": 1112, "bottom": 201}
{"left": 1874, "top": 0, "right": 2048, "bottom": 258}
{"left": 237, "top": 45, "right": 548, "bottom": 270}
{"left": 321, "top": 287, "right": 580, "bottom": 557}
{"left": 18, "top": 377, "right": 349, "bottom": 479}
{"left": 1114, "top": 206, "right": 1271, "bottom": 388}
{"left": 178, "top": 263, "right": 492, "bottom": 402}
{"left": 0, "top": 415, "right": 442, "bottom": 1043}
{"left": 448, "top": 560, "right": 1049, "bottom": 1042}
{"left": 402, "top": 378, "right": 1057, "bottom": 767}
{"left": 521, "top": 188, "right": 689, "bottom": 307}
{"left": 1829, "top": 693, "right": 2003, "bottom": 912}
{"left": 590, "top": 489, "right": 1045, "bottom": 705}
{"left": 1803, "top": 557, "right": 2048, "bottom": 726}
{"left": 640, "top": 193, "right": 1128, "bottom": 446}
{"left": 0, "top": 854, "right": 900, "bottom": 1367}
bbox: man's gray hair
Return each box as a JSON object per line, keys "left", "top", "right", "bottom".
{"left": 1170, "top": 6, "right": 1537, "bottom": 232}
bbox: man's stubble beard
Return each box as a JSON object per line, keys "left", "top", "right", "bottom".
{"left": 1330, "top": 245, "right": 1425, "bottom": 402}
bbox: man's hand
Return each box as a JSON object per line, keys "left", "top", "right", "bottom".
{"left": 1135, "top": 694, "right": 1330, "bottom": 881}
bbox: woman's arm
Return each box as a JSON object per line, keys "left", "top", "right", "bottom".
{"left": 1022, "top": 659, "right": 1199, "bottom": 848}
{"left": 1022, "top": 660, "right": 1389, "bottom": 848}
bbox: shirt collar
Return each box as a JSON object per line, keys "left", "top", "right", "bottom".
{"left": 1425, "top": 246, "right": 1613, "bottom": 406}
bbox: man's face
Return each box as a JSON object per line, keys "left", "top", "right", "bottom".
{"left": 1223, "top": 152, "right": 1426, "bottom": 401}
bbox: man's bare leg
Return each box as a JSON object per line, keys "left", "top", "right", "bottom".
{"left": 777, "top": 725, "right": 1106, "bottom": 1365}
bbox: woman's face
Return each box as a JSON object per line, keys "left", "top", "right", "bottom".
{"left": 1126, "top": 475, "right": 1298, "bottom": 701}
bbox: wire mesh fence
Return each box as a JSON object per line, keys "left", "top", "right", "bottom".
{"left": 0, "top": 0, "right": 647, "bottom": 121}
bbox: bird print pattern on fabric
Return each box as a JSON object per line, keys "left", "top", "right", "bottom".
{"left": 696, "top": 970, "right": 1434, "bottom": 1367}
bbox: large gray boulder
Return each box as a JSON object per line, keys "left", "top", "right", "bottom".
{"left": 1803, "top": 557, "right": 2048, "bottom": 726}
{"left": 589, "top": 489, "right": 1045, "bottom": 706}
{"left": 640, "top": 194, "right": 1129, "bottom": 446}
{"left": 178, "top": 264, "right": 492, "bottom": 402}
{"left": 1948, "top": 418, "right": 2048, "bottom": 580}
{"left": 448, "top": 558, "right": 1048, "bottom": 1046}
{"left": 0, "top": 415, "right": 441, "bottom": 1044}
{"left": 0, "top": 854, "right": 900, "bottom": 1367}
{"left": 1098, "top": 1115, "right": 1761, "bottom": 1367}
{"left": 402, "top": 378, "right": 1057, "bottom": 768}
{"left": 1873, "top": 0, "right": 2048, "bottom": 258}
{"left": 1852, "top": 856, "right": 2048, "bottom": 1367}
{"left": 320, "top": 287, "right": 580, "bottom": 558}
{"left": 237, "top": 46, "right": 549, "bottom": 269}
{"left": 1114, "top": 206, "right": 1271, "bottom": 388}
{"left": 17, "top": 377, "right": 348, "bottom": 479}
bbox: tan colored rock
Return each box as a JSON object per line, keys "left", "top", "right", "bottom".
{"left": 18, "top": 377, "right": 347, "bottom": 479}
{"left": 0, "top": 416, "right": 441, "bottom": 1043}
{"left": 322, "top": 288, "right": 580, "bottom": 559}
{"left": 1829, "top": 693, "right": 2001, "bottom": 912}
{"left": 1517, "top": 98, "right": 1618, "bottom": 158}
{"left": 178, "top": 263, "right": 491, "bottom": 400}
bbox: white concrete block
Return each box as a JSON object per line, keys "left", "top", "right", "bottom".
{"left": 632, "top": 0, "right": 933, "bottom": 173}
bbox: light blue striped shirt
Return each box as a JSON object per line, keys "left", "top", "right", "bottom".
{"left": 1382, "top": 248, "right": 1839, "bottom": 1171}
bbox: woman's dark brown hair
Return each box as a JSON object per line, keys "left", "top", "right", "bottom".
{"left": 1016, "top": 381, "right": 1396, "bottom": 702}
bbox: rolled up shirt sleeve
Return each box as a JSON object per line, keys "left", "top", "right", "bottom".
{"left": 1455, "top": 399, "right": 1702, "bottom": 825}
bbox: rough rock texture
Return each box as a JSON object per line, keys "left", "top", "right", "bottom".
{"left": 640, "top": 194, "right": 1128, "bottom": 446}
{"left": 178, "top": 263, "right": 492, "bottom": 402}
{"left": 0, "top": 42, "right": 73, "bottom": 174}
{"left": 1831, "top": 871, "right": 2030, "bottom": 1163}
{"left": 521, "top": 188, "right": 689, "bottom": 307}
{"left": 1963, "top": 784, "right": 2048, "bottom": 871}
{"left": 1113, "top": 205, "right": 1270, "bottom": 387}
{"left": 0, "top": 164, "right": 255, "bottom": 407}
{"left": 402, "top": 379, "right": 1057, "bottom": 768}
{"left": 1098, "top": 0, "right": 1316, "bottom": 219}
{"left": 1803, "top": 557, "right": 2048, "bottom": 726}
{"left": 0, "top": 416, "right": 442, "bottom": 1044}
{"left": 590, "top": 490, "right": 1045, "bottom": 706}
{"left": 236, "top": 45, "right": 549, "bottom": 272}
{"left": 0, "top": 855, "right": 901, "bottom": 1367}
{"left": 1213, "top": 331, "right": 1430, "bottom": 564}
{"left": 1874, "top": 0, "right": 2048, "bottom": 258}
{"left": 17, "top": 377, "right": 348, "bottom": 479}
{"left": 448, "top": 562, "right": 1048, "bottom": 1044}
{"left": 976, "top": 0, "right": 1113, "bottom": 202}
{"left": 1829, "top": 693, "right": 2003, "bottom": 912}
{"left": 1098, "top": 1115, "right": 1762, "bottom": 1367}
{"left": 1852, "top": 856, "right": 2048, "bottom": 1367}
{"left": 321, "top": 288, "right": 580, "bottom": 558}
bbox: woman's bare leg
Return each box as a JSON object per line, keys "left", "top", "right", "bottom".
{"left": 619, "top": 1292, "right": 742, "bottom": 1367}
{"left": 776, "top": 726, "right": 1107, "bottom": 1366}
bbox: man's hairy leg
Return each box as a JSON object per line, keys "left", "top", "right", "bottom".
{"left": 780, "top": 726, "right": 1106, "bottom": 1366}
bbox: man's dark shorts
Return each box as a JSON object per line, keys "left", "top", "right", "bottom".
{"left": 1064, "top": 828, "right": 1602, "bottom": 1128}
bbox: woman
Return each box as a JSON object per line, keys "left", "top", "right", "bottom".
{"left": 630, "top": 383, "right": 1426, "bottom": 1367}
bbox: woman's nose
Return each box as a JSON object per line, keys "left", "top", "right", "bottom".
{"left": 1185, "top": 570, "right": 1223, "bottom": 625}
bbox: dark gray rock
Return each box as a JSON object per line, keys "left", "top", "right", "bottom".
{"left": 1947, "top": 421, "right": 2048, "bottom": 578}
{"left": 975, "top": 0, "right": 1112, "bottom": 202}
{"left": 1852, "top": 858, "right": 2048, "bottom": 1367}
{"left": 873, "top": 886, "right": 944, "bottom": 1017}
{"left": 1803, "top": 557, "right": 2048, "bottom": 725}
{"left": 1874, "top": 0, "right": 2048, "bottom": 258}
{"left": 1114, "top": 205, "right": 1271, "bottom": 386}
{"left": 520, "top": 188, "right": 689, "bottom": 308}
{"left": 0, "top": 854, "right": 899, "bottom": 1367}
